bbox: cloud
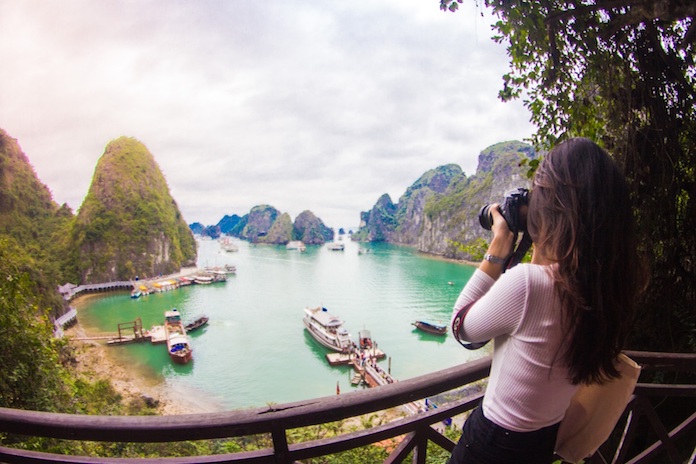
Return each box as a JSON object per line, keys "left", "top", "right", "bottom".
{"left": 0, "top": 0, "right": 535, "bottom": 229}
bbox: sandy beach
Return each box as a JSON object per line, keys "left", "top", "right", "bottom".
{"left": 67, "top": 323, "right": 219, "bottom": 415}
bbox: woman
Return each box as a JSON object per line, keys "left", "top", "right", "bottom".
{"left": 448, "top": 138, "right": 644, "bottom": 463}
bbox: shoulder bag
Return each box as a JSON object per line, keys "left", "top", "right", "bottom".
{"left": 554, "top": 353, "right": 641, "bottom": 463}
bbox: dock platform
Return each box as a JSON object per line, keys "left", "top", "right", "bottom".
{"left": 147, "top": 325, "right": 167, "bottom": 344}
{"left": 326, "top": 348, "right": 386, "bottom": 366}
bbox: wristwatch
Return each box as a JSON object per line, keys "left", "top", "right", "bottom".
{"left": 483, "top": 253, "right": 506, "bottom": 266}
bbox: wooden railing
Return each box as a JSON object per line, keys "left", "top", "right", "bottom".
{"left": 0, "top": 351, "right": 694, "bottom": 463}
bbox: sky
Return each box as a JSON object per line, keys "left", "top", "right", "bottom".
{"left": 0, "top": 0, "right": 535, "bottom": 230}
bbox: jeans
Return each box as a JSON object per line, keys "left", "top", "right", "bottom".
{"left": 447, "top": 407, "right": 560, "bottom": 464}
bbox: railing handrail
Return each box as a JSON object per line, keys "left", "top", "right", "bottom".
{"left": 0, "top": 356, "right": 492, "bottom": 442}
{"left": 1, "top": 350, "right": 694, "bottom": 464}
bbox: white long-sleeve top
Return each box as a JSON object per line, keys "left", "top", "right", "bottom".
{"left": 451, "top": 264, "right": 578, "bottom": 432}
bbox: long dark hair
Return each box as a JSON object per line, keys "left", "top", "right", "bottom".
{"left": 527, "top": 138, "right": 645, "bottom": 385}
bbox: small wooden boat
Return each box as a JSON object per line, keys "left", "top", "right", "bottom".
{"left": 412, "top": 320, "right": 448, "bottom": 336}
{"left": 185, "top": 316, "right": 209, "bottom": 332}
{"left": 358, "top": 328, "right": 373, "bottom": 350}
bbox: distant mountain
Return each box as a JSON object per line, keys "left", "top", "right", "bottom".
{"left": 260, "top": 211, "right": 293, "bottom": 244}
{"left": 217, "top": 214, "right": 242, "bottom": 234}
{"left": 353, "top": 141, "right": 537, "bottom": 260}
{"left": 293, "top": 210, "right": 334, "bottom": 244}
{"left": 71, "top": 137, "right": 197, "bottom": 282}
{"left": 237, "top": 204, "right": 279, "bottom": 243}
{"left": 192, "top": 207, "right": 335, "bottom": 245}
{"left": 189, "top": 222, "right": 205, "bottom": 235}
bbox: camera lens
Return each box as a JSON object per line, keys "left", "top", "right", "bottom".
{"left": 478, "top": 205, "right": 494, "bottom": 230}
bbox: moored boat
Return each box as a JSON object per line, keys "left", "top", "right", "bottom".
{"left": 220, "top": 237, "right": 239, "bottom": 252}
{"left": 185, "top": 315, "right": 209, "bottom": 332}
{"left": 412, "top": 320, "right": 448, "bottom": 336}
{"left": 165, "top": 309, "right": 192, "bottom": 364}
{"left": 303, "top": 306, "right": 353, "bottom": 353}
{"left": 358, "top": 328, "right": 373, "bottom": 350}
{"left": 194, "top": 275, "right": 213, "bottom": 285}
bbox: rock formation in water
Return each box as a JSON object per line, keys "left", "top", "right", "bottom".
{"left": 293, "top": 210, "right": 334, "bottom": 244}
{"left": 210, "top": 206, "right": 334, "bottom": 245}
{"left": 237, "top": 204, "right": 279, "bottom": 243}
{"left": 71, "top": 136, "right": 197, "bottom": 282}
{"left": 217, "top": 214, "right": 242, "bottom": 234}
{"left": 260, "top": 212, "right": 293, "bottom": 244}
{"left": 354, "top": 141, "right": 537, "bottom": 261}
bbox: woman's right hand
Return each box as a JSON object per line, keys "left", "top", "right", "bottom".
{"left": 480, "top": 204, "right": 515, "bottom": 279}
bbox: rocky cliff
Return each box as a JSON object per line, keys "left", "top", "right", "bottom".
{"left": 259, "top": 212, "right": 293, "bottom": 244}
{"left": 293, "top": 210, "right": 334, "bottom": 244}
{"left": 238, "top": 205, "right": 279, "bottom": 243}
{"left": 354, "top": 141, "right": 537, "bottom": 260}
{"left": 71, "top": 137, "right": 196, "bottom": 282}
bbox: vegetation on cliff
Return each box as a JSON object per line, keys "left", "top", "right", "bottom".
{"left": 70, "top": 137, "right": 196, "bottom": 282}
{"left": 353, "top": 141, "right": 536, "bottom": 261}
{"left": 0, "top": 129, "right": 73, "bottom": 311}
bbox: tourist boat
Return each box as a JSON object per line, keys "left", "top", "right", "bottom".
{"left": 327, "top": 242, "right": 345, "bottom": 251}
{"left": 203, "top": 264, "right": 237, "bottom": 275}
{"left": 220, "top": 238, "right": 239, "bottom": 252}
{"left": 164, "top": 309, "right": 192, "bottom": 364}
{"left": 194, "top": 275, "right": 213, "bottom": 285}
{"left": 185, "top": 315, "right": 209, "bottom": 332}
{"left": 412, "top": 320, "right": 448, "bottom": 336}
{"left": 303, "top": 306, "right": 352, "bottom": 353}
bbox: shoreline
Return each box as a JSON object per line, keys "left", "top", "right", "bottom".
{"left": 67, "top": 323, "right": 221, "bottom": 415}
{"left": 67, "top": 323, "right": 414, "bottom": 425}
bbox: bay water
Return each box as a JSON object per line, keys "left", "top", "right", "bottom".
{"left": 75, "top": 237, "right": 484, "bottom": 411}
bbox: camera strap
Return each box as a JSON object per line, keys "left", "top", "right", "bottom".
{"left": 503, "top": 231, "right": 533, "bottom": 272}
{"left": 451, "top": 301, "right": 490, "bottom": 350}
{"left": 453, "top": 231, "right": 533, "bottom": 349}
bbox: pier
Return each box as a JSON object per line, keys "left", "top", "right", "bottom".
{"left": 57, "top": 267, "right": 232, "bottom": 302}
{"left": 53, "top": 268, "right": 230, "bottom": 338}
{"left": 324, "top": 340, "right": 427, "bottom": 415}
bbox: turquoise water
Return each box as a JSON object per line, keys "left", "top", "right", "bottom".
{"left": 76, "top": 237, "right": 483, "bottom": 410}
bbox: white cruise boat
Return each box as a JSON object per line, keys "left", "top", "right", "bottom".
{"left": 303, "top": 306, "right": 352, "bottom": 353}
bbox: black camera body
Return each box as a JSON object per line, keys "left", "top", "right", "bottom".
{"left": 478, "top": 187, "right": 529, "bottom": 234}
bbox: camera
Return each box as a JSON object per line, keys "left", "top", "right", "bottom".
{"left": 478, "top": 187, "right": 529, "bottom": 234}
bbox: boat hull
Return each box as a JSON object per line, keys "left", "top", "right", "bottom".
{"left": 169, "top": 350, "right": 192, "bottom": 364}
{"left": 412, "top": 321, "right": 447, "bottom": 335}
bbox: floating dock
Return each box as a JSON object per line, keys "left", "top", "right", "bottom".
{"left": 147, "top": 325, "right": 167, "bottom": 344}
{"left": 326, "top": 347, "right": 386, "bottom": 366}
